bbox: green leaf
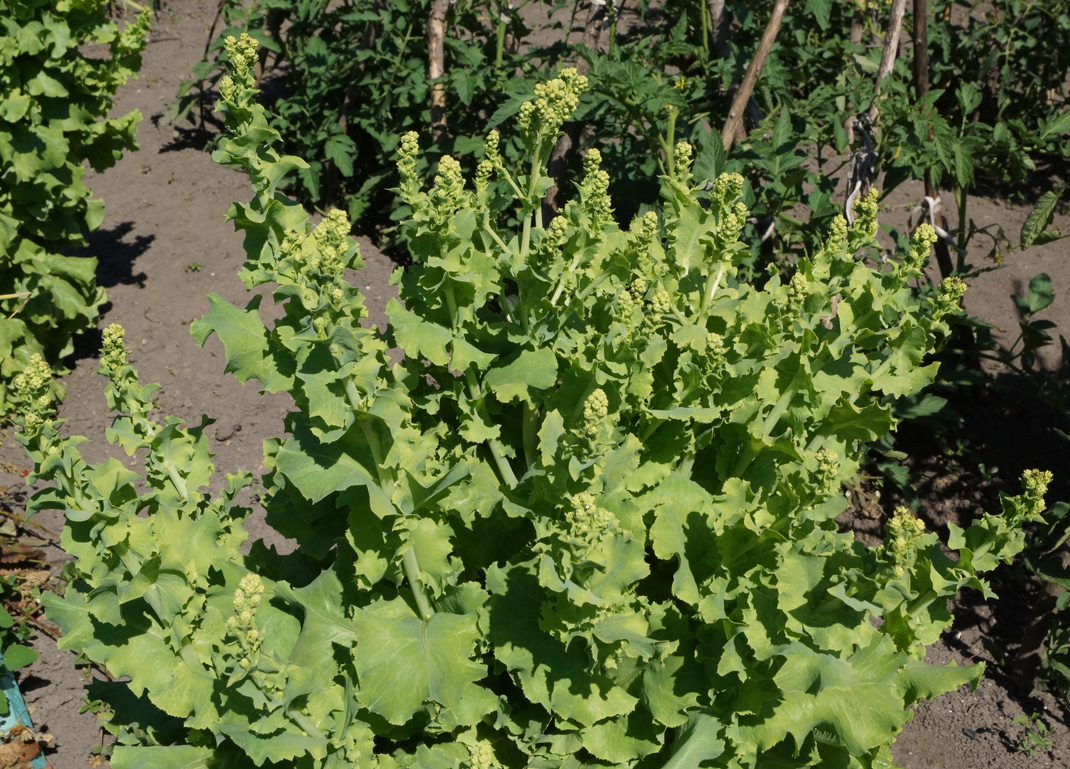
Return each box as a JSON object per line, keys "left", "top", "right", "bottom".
{"left": 274, "top": 418, "right": 392, "bottom": 512}
{"left": 1013, "top": 273, "right": 1055, "bottom": 317}
{"left": 1, "top": 644, "right": 38, "bottom": 671}
{"left": 324, "top": 134, "right": 356, "bottom": 178}
{"left": 805, "top": 0, "right": 831, "bottom": 29}
{"left": 112, "top": 745, "right": 226, "bottom": 769}
{"left": 276, "top": 567, "right": 357, "bottom": 667}
{"left": 352, "top": 599, "right": 492, "bottom": 726}
{"left": 1021, "top": 185, "right": 1065, "bottom": 249}
{"left": 484, "top": 347, "right": 558, "bottom": 405}
{"left": 1040, "top": 109, "right": 1070, "bottom": 140}
{"left": 485, "top": 563, "right": 637, "bottom": 727}
{"left": 387, "top": 299, "right": 452, "bottom": 367}
{"left": 191, "top": 294, "right": 293, "bottom": 392}
{"left": 661, "top": 712, "right": 725, "bottom": 768}
{"left": 750, "top": 639, "right": 911, "bottom": 754}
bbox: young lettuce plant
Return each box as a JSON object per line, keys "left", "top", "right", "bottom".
{"left": 25, "top": 35, "right": 1053, "bottom": 769}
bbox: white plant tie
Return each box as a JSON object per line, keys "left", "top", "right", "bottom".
{"left": 911, "top": 195, "right": 966, "bottom": 256}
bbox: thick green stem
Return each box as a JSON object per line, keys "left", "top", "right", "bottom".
{"left": 520, "top": 135, "right": 548, "bottom": 259}
{"left": 699, "top": 1, "right": 710, "bottom": 57}
{"left": 165, "top": 465, "right": 190, "bottom": 501}
{"left": 402, "top": 546, "right": 435, "bottom": 620}
{"left": 445, "top": 279, "right": 459, "bottom": 325}
{"left": 550, "top": 251, "right": 586, "bottom": 306}
{"left": 662, "top": 107, "right": 679, "bottom": 174}
{"left": 454, "top": 309, "right": 518, "bottom": 490}
{"left": 699, "top": 264, "right": 726, "bottom": 319}
{"left": 495, "top": 2, "right": 506, "bottom": 67}
{"left": 523, "top": 402, "right": 539, "bottom": 469}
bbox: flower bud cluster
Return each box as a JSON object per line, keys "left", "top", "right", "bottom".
{"left": 397, "top": 131, "right": 420, "bottom": 191}
{"left": 219, "top": 34, "right": 259, "bottom": 103}
{"left": 673, "top": 141, "right": 693, "bottom": 177}
{"left": 546, "top": 215, "right": 569, "bottom": 248}
{"left": 650, "top": 288, "right": 673, "bottom": 316}
{"left": 474, "top": 159, "right": 495, "bottom": 193}
{"left": 101, "top": 324, "right": 128, "bottom": 373}
{"left": 1019, "top": 469, "right": 1053, "bottom": 517}
{"left": 227, "top": 573, "right": 265, "bottom": 668}
{"left": 851, "top": 188, "right": 880, "bottom": 239}
{"left": 720, "top": 201, "right": 749, "bottom": 243}
{"left": 816, "top": 446, "right": 839, "bottom": 490}
{"left": 786, "top": 271, "right": 808, "bottom": 311}
{"left": 566, "top": 491, "right": 614, "bottom": 539}
{"left": 580, "top": 149, "right": 612, "bottom": 230}
{"left": 13, "top": 354, "right": 54, "bottom": 432}
{"left": 628, "top": 210, "right": 660, "bottom": 258}
{"left": 616, "top": 287, "right": 640, "bottom": 323}
{"left": 827, "top": 214, "right": 848, "bottom": 246}
{"left": 711, "top": 173, "right": 744, "bottom": 208}
{"left": 224, "top": 33, "right": 258, "bottom": 83}
{"left": 468, "top": 741, "right": 498, "bottom": 769}
{"left": 884, "top": 507, "right": 926, "bottom": 578}
{"left": 705, "top": 332, "right": 727, "bottom": 364}
{"left": 314, "top": 209, "right": 353, "bottom": 272}
{"left": 484, "top": 130, "right": 502, "bottom": 169}
{"left": 902, "top": 223, "right": 937, "bottom": 277}
{"left": 516, "top": 68, "right": 588, "bottom": 139}
{"left": 280, "top": 228, "right": 304, "bottom": 258}
{"left": 583, "top": 388, "right": 609, "bottom": 422}
{"left": 432, "top": 155, "right": 465, "bottom": 211}
{"left": 218, "top": 74, "right": 236, "bottom": 104}
{"left": 935, "top": 276, "right": 967, "bottom": 318}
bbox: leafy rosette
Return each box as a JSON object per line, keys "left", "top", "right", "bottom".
{"left": 26, "top": 35, "right": 1052, "bottom": 769}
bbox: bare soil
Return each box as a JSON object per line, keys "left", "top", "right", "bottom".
{"left": 0, "top": 1, "right": 1068, "bottom": 766}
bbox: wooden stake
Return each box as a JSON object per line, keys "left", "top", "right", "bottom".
{"left": 720, "top": 0, "right": 790, "bottom": 152}
{"left": 429, "top": 0, "right": 451, "bottom": 143}
{"left": 866, "top": 0, "right": 908, "bottom": 124}
{"left": 708, "top": 0, "right": 729, "bottom": 58}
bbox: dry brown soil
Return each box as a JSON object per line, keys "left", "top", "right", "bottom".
{"left": 0, "top": 2, "right": 1068, "bottom": 767}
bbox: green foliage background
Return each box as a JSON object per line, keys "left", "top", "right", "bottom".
{"left": 0, "top": 0, "right": 149, "bottom": 412}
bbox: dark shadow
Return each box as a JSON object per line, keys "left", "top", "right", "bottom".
{"left": 155, "top": 108, "right": 222, "bottom": 153}
{"left": 59, "top": 221, "right": 153, "bottom": 366}
{"left": 971, "top": 156, "right": 1070, "bottom": 208}
{"left": 66, "top": 221, "right": 152, "bottom": 289}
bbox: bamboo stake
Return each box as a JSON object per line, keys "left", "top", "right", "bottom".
{"left": 866, "top": 0, "right": 908, "bottom": 123}
{"left": 720, "top": 0, "right": 790, "bottom": 152}
{"left": 428, "top": 0, "right": 451, "bottom": 143}
{"left": 849, "top": 7, "right": 863, "bottom": 47}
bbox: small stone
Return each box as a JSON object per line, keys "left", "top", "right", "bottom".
{"left": 962, "top": 728, "right": 977, "bottom": 740}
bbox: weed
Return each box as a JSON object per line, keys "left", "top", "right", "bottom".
{"left": 1013, "top": 713, "right": 1053, "bottom": 756}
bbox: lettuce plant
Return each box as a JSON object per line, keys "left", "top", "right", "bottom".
{"left": 0, "top": 0, "right": 149, "bottom": 411}
{"left": 23, "top": 36, "right": 1052, "bottom": 769}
